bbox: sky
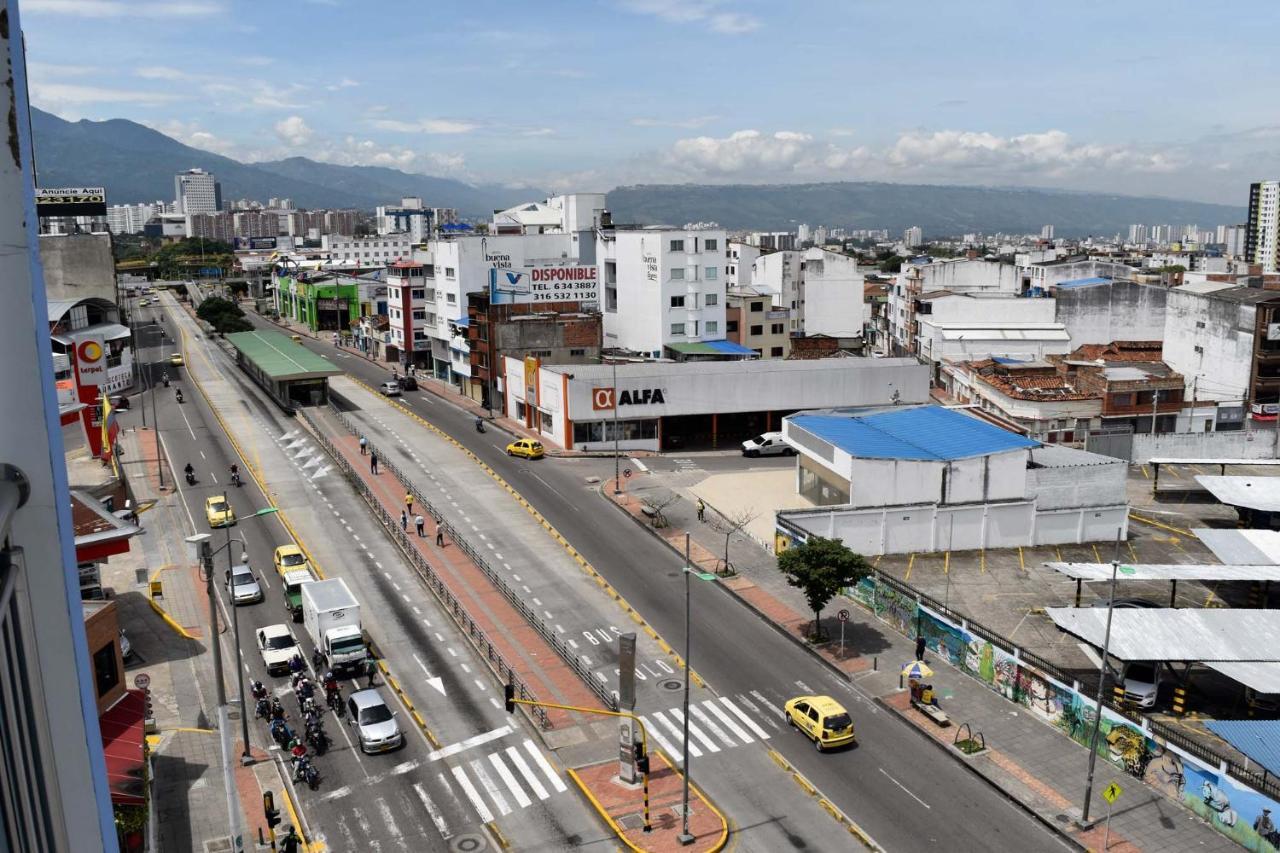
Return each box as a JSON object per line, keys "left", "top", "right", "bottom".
{"left": 19, "top": 0, "right": 1280, "bottom": 204}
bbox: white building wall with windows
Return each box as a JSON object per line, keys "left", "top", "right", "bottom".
{"left": 726, "top": 241, "right": 760, "bottom": 289}
{"left": 323, "top": 233, "right": 415, "bottom": 266}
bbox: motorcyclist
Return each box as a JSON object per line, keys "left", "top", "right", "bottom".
{"left": 323, "top": 670, "right": 340, "bottom": 704}
{"left": 230, "top": 463, "right": 241, "bottom": 486}
{"left": 270, "top": 697, "right": 285, "bottom": 722}
{"left": 175, "top": 387, "right": 183, "bottom": 403}
{"left": 184, "top": 462, "right": 194, "bottom": 478}
{"left": 250, "top": 680, "right": 267, "bottom": 701}
{"left": 161, "top": 371, "right": 169, "bottom": 388}
{"left": 475, "top": 416, "right": 484, "bottom": 432}
{"left": 288, "top": 654, "right": 304, "bottom": 677}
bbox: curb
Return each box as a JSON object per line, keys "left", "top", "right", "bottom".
{"left": 766, "top": 748, "right": 882, "bottom": 850}
{"left": 873, "top": 696, "right": 1088, "bottom": 852}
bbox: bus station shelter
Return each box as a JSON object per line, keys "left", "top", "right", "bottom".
{"left": 225, "top": 330, "right": 340, "bottom": 409}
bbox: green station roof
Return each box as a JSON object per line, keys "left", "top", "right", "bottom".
{"left": 225, "top": 331, "right": 341, "bottom": 381}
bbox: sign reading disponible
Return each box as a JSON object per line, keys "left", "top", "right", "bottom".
{"left": 489, "top": 266, "right": 598, "bottom": 305}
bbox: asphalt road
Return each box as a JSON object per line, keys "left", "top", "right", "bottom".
{"left": 271, "top": 318, "right": 1069, "bottom": 852}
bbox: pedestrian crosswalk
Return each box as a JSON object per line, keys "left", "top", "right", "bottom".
{"left": 446, "top": 738, "right": 569, "bottom": 821}
{"left": 639, "top": 695, "right": 777, "bottom": 763}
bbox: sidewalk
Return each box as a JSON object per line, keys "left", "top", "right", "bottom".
{"left": 605, "top": 473, "right": 1236, "bottom": 853}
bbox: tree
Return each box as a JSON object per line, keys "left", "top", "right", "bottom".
{"left": 877, "top": 255, "right": 906, "bottom": 273}
{"left": 640, "top": 493, "right": 679, "bottom": 528}
{"left": 777, "top": 537, "right": 870, "bottom": 641}
{"left": 196, "top": 296, "right": 251, "bottom": 334}
{"left": 711, "top": 506, "right": 758, "bottom": 576}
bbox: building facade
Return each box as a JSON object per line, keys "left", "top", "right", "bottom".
{"left": 726, "top": 289, "right": 791, "bottom": 358}
{"left": 174, "top": 168, "right": 221, "bottom": 215}
{"left": 801, "top": 248, "right": 865, "bottom": 338}
{"left": 1246, "top": 181, "right": 1280, "bottom": 273}
{"left": 323, "top": 233, "right": 415, "bottom": 266}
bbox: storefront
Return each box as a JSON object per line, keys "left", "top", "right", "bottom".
{"left": 503, "top": 355, "right": 929, "bottom": 452}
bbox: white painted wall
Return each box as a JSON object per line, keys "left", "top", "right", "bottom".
{"left": 1054, "top": 280, "right": 1168, "bottom": 346}
{"left": 802, "top": 248, "right": 866, "bottom": 337}
{"left": 1161, "top": 288, "right": 1257, "bottom": 402}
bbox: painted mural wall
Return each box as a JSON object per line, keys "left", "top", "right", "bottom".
{"left": 848, "top": 575, "right": 1280, "bottom": 853}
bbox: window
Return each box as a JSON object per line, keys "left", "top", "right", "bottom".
{"left": 770, "top": 346, "right": 784, "bottom": 357}
{"left": 771, "top": 323, "right": 784, "bottom": 334}
{"left": 670, "top": 295, "right": 686, "bottom": 308}
{"left": 705, "top": 266, "right": 718, "bottom": 280}
{"left": 669, "top": 239, "right": 684, "bottom": 252}
{"left": 446, "top": 267, "right": 456, "bottom": 277}
{"left": 704, "top": 239, "right": 718, "bottom": 251}
{"left": 705, "top": 293, "right": 718, "bottom": 306}
{"left": 447, "top": 293, "right": 456, "bottom": 304}
{"left": 671, "top": 268, "right": 685, "bottom": 281}
{"left": 570, "top": 348, "right": 586, "bottom": 356}
{"left": 412, "top": 289, "right": 425, "bottom": 299}
{"left": 671, "top": 323, "right": 686, "bottom": 336}
{"left": 705, "top": 321, "right": 718, "bottom": 334}
{"left": 412, "top": 309, "right": 426, "bottom": 320}
{"left": 726, "top": 320, "right": 739, "bottom": 333}
{"left": 751, "top": 301, "right": 764, "bottom": 312}
{"left": 750, "top": 324, "right": 764, "bottom": 336}
{"left": 93, "top": 642, "right": 119, "bottom": 698}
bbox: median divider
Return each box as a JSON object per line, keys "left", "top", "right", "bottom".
{"left": 766, "top": 750, "right": 882, "bottom": 851}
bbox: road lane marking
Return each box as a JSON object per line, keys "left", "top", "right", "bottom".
{"left": 719, "top": 697, "right": 770, "bottom": 740}
{"left": 413, "top": 782, "right": 452, "bottom": 841}
{"left": 652, "top": 711, "right": 701, "bottom": 757}
{"left": 504, "top": 746, "right": 550, "bottom": 800}
{"left": 879, "top": 767, "right": 930, "bottom": 808}
{"left": 427, "top": 725, "right": 513, "bottom": 762}
{"left": 450, "top": 767, "right": 493, "bottom": 822}
{"left": 640, "top": 716, "right": 681, "bottom": 761}
{"left": 689, "top": 703, "right": 736, "bottom": 747}
{"left": 669, "top": 708, "right": 720, "bottom": 753}
{"left": 470, "top": 759, "right": 511, "bottom": 816}
{"left": 488, "top": 753, "right": 532, "bottom": 808}
{"left": 523, "top": 740, "right": 567, "bottom": 793}
{"left": 376, "top": 797, "right": 403, "bottom": 842}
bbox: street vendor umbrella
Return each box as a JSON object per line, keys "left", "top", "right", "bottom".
{"left": 901, "top": 661, "right": 934, "bottom": 680}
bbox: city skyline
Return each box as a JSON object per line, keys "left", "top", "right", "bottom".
{"left": 20, "top": 0, "right": 1280, "bottom": 204}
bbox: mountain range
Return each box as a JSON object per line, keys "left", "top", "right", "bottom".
{"left": 30, "top": 107, "right": 1243, "bottom": 236}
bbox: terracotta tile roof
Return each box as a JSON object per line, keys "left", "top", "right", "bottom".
{"left": 1067, "top": 341, "right": 1163, "bottom": 362}
{"left": 957, "top": 359, "right": 1099, "bottom": 402}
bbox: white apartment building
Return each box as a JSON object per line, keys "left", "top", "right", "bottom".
{"left": 174, "top": 168, "right": 221, "bottom": 215}
{"left": 751, "top": 250, "right": 803, "bottom": 332}
{"left": 322, "top": 233, "right": 415, "bottom": 266}
{"left": 913, "top": 292, "right": 1068, "bottom": 366}
{"left": 1247, "top": 181, "right": 1280, "bottom": 272}
{"left": 600, "top": 226, "right": 727, "bottom": 357}
{"left": 888, "top": 257, "right": 1021, "bottom": 353}
{"left": 725, "top": 241, "right": 760, "bottom": 289}
{"left": 376, "top": 197, "right": 433, "bottom": 242}
{"left": 801, "top": 248, "right": 866, "bottom": 338}
{"left": 105, "top": 201, "right": 162, "bottom": 234}
{"left": 492, "top": 193, "right": 606, "bottom": 235}
{"left": 903, "top": 225, "right": 923, "bottom": 247}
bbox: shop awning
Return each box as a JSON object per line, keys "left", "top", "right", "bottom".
{"left": 1204, "top": 720, "right": 1280, "bottom": 777}
{"left": 100, "top": 689, "right": 148, "bottom": 805}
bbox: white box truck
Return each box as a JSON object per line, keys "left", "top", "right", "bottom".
{"left": 301, "top": 578, "right": 365, "bottom": 675}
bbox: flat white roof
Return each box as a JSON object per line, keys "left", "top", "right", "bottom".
{"left": 1195, "top": 475, "right": 1280, "bottom": 512}
{"left": 1194, "top": 528, "right": 1280, "bottom": 565}
{"left": 1043, "top": 562, "right": 1280, "bottom": 582}
{"left": 1044, "top": 607, "right": 1280, "bottom": 662}
{"left": 937, "top": 327, "right": 1071, "bottom": 342}
{"left": 547, "top": 357, "right": 920, "bottom": 381}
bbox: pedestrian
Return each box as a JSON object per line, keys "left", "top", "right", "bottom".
{"left": 400, "top": 509, "right": 408, "bottom": 531}
{"left": 405, "top": 492, "right": 413, "bottom": 514}
{"left": 359, "top": 435, "right": 367, "bottom": 455}
{"left": 435, "top": 522, "right": 445, "bottom": 547}
{"left": 696, "top": 498, "right": 706, "bottom": 522}
{"left": 915, "top": 633, "right": 926, "bottom": 662}
{"left": 370, "top": 450, "right": 379, "bottom": 475}
{"left": 280, "top": 826, "right": 301, "bottom": 853}
{"left": 415, "top": 514, "right": 425, "bottom": 537}
{"left": 365, "top": 654, "right": 377, "bottom": 688}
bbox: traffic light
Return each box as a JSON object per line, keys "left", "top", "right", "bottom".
{"left": 632, "top": 742, "right": 650, "bottom": 775}
{"left": 263, "top": 790, "right": 281, "bottom": 829}
{"left": 504, "top": 683, "right": 515, "bottom": 713}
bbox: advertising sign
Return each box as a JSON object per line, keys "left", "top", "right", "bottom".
{"left": 1269, "top": 323, "right": 1280, "bottom": 342}
{"left": 36, "top": 187, "right": 106, "bottom": 217}
{"left": 592, "top": 387, "right": 665, "bottom": 410}
{"left": 524, "top": 356, "right": 540, "bottom": 409}
{"left": 490, "top": 266, "right": 598, "bottom": 305}
{"left": 73, "top": 335, "right": 107, "bottom": 387}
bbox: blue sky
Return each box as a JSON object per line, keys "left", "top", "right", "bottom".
{"left": 19, "top": 0, "right": 1280, "bottom": 203}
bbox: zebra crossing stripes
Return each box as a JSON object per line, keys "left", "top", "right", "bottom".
{"left": 470, "top": 758, "right": 511, "bottom": 816}
{"left": 442, "top": 738, "right": 569, "bottom": 823}
{"left": 669, "top": 708, "right": 721, "bottom": 753}
{"left": 639, "top": 696, "right": 774, "bottom": 763}
{"left": 450, "top": 766, "right": 493, "bottom": 822}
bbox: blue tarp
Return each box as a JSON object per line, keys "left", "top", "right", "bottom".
{"left": 1056, "top": 277, "right": 1112, "bottom": 289}
{"left": 1205, "top": 720, "right": 1280, "bottom": 779}
{"left": 703, "top": 338, "right": 757, "bottom": 355}
{"left": 451, "top": 316, "right": 470, "bottom": 327}
{"left": 790, "top": 406, "right": 1039, "bottom": 461}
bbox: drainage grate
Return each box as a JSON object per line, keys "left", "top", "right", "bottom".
{"left": 618, "top": 814, "right": 646, "bottom": 831}
{"left": 450, "top": 833, "right": 488, "bottom": 852}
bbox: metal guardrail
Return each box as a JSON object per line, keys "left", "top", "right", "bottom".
{"left": 777, "top": 514, "right": 1280, "bottom": 801}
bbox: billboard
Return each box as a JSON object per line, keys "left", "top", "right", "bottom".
{"left": 490, "top": 266, "right": 598, "bottom": 305}
{"left": 73, "top": 335, "right": 107, "bottom": 387}
{"left": 36, "top": 187, "right": 107, "bottom": 217}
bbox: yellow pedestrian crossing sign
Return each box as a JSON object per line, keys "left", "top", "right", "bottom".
{"left": 1102, "top": 782, "right": 1122, "bottom": 804}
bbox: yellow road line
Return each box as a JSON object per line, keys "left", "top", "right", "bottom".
{"left": 1091, "top": 544, "right": 1102, "bottom": 563}
{"left": 979, "top": 550, "right": 985, "bottom": 574}
{"left": 1128, "top": 512, "right": 1191, "bottom": 536}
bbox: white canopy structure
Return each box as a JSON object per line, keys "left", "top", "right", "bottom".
{"left": 1195, "top": 528, "right": 1280, "bottom": 566}
{"left": 1195, "top": 476, "right": 1280, "bottom": 513}
{"left": 1043, "top": 562, "right": 1280, "bottom": 582}
{"left": 1044, "top": 608, "right": 1280, "bottom": 662}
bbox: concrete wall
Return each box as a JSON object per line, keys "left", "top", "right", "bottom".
{"left": 802, "top": 249, "right": 865, "bottom": 337}
{"left": 1027, "top": 461, "right": 1128, "bottom": 510}
{"left": 1161, "top": 289, "right": 1257, "bottom": 402}
{"left": 1128, "top": 430, "right": 1280, "bottom": 462}
{"left": 929, "top": 293, "right": 1057, "bottom": 324}
{"left": 1055, "top": 280, "right": 1167, "bottom": 346}
{"left": 914, "top": 258, "right": 1021, "bottom": 294}
{"left": 39, "top": 234, "right": 115, "bottom": 303}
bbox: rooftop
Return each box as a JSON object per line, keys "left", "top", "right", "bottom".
{"left": 1064, "top": 341, "right": 1164, "bottom": 363}
{"left": 788, "top": 404, "right": 1040, "bottom": 461}
{"left": 225, "top": 331, "right": 342, "bottom": 381}
{"left": 545, "top": 356, "right": 919, "bottom": 380}
{"left": 964, "top": 360, "right": 1097, "bottom": 402}
{"left": 1055, "top": 276, "right": 1112, "bottom": 288}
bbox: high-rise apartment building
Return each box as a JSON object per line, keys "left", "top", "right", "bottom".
{"left": 1041, "top": 225, "right": 1054, "bottom": 240}
{"left": 1247, "top": 181, "right": 1280, "bottom": 272}
{"left": 174, "top": 168, "right": 222, "bottom": 215}
{"left": 903, "top": 226, "right": 923, "bottom": 248}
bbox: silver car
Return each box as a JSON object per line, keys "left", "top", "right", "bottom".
{"left": 379, "top": 380, "right": 402, "bottom": 397}
{"left": 226, "top": 564, "right": 263, "bottom": 605}
{"left": 347, "top": 689, "right": 403, "bottom": 754}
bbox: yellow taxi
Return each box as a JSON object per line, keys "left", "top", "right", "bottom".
{"left": 168, "top": 353, "right": 184, "bottom": 367}
{"left": 784, "top": 694, "right": 856, "bottom": 752}
{"left": 272, "top": 544, "right": 310, "bottom": 577}
{"left": 204, "top": 496, "right": 236, "bottom": 528}
{"left": 505, "top": 439, "right": 544, "bottom": 460}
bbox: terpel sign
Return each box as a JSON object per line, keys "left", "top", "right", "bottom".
{"left": 592, "top": 387, "right": 666, "bottom": 410}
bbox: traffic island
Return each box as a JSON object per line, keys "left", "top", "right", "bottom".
{"left": 568, "top": 754, "right": 728, "bottom": 853}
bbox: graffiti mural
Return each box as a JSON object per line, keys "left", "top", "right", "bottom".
{"left": 1180, "top": 759, "right": 1280, "bottom": 852}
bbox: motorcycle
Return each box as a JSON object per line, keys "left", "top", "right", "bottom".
{"left": 270, "top": 720, "right": 294, "bottom": 749}
{"left": 175, "top": 389, "right": 184, "bottom": 404}
{"left": 294, "top": 757, "right": 320, "bottom": 791}
{"left": 312, "top": 647, "right": 325, "bottom": 669}
{"left": 326, "top": 689, "right": 344, "bottom": 716}
{"left": 185, "top": 470, "right": 196, "bottom": 486}
{"left": 254, "top": 697, "right": 271, "bottom": 720}
{"left": 305, "top": 723, "right": 329, "bottom": 756}
{"left": 475, "top": 418, "right": 485, "bottom": 433}
{"left": 230, "top": 471, "right": 242, "bottom": 487}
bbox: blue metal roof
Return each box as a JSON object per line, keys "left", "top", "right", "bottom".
{"left": 992, "top": 356, "right": 1031, "bottom": 365}
{"left": 790, "top": 406, "right": 1039, "bottom": 461}
{"left": 1205, "top": 720, "right": 1280, "bottom": 778}
{"left": 1056, "top": 277, "right": 1112, "bottom": 288}
{"left": 703, "top": 338, "right": 758, "bottom": 355}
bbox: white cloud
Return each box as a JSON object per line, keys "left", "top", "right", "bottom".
{"left": 27, "top": 62, "right": 100, "bottom": 78}
{"left": 31, "top": 82, "right": 179, "bottom": 111}
{"left": 25, "top": 0, "right": 223, "bottom": 17}
{"left": 300, "top": 137, "right": 469, "bottom": 177}
{"left": 620, "top": 0, "right": 760, "bottom": 34}
{"left": 520, "top": 128, "right": 555, "bottom": 137}
{"left": 136, "top": 66, "right": 192, "bottom": 81}
{"left": 144, "top": 119, "right": 240, "bottom": 156}
{"left": 631, "top": 115, "right": 718, "bottom": 129}
{"left": 370, "top": 117, "right": 480, "bottom": 135}
{"left": 885, "top": 129, "right": 1185, "bottom": 176}
{"left": 665, "top": 129, "right": 869, "bottom": 177}
{"left": 325, "top": 78, "right": 360, "bottom": 92}
{"left": 274, "top": 115, "right": 313, "bottom": 147}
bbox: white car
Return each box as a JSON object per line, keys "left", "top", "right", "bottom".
{"left": 226, "top": 563, "right": 263, "bottom": 605}
{"left": 741, "top": 432, "right": 796, "bottom": 457}
{"left": 256, "top": 624, "right": 300, "bottom": 676}
{"left": 379, "top": 380, "right": 402, "bottom": 397}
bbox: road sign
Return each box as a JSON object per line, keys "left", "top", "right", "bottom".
{"left": 1102, "top": 782, "right": 1122, "bottom": 804}
{"left": 837, "top": 609, "right": 850, "bottom": 622}
{"left": 133, "top": 673, "right": 151, "bottom": 690}
{"left": 623, "top": 468, "right": 632, "bottom": 479}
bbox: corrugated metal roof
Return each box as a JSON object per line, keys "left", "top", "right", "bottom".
{"left": 1204, "top": 720, "right": 1280, "bottom": 776}
{"left": 1194, "top": 528, "right": 1280, "bottom": 565}
{"left": 1204, "top": 662, "right": 1280, "bottom": 695}
{"left": 1043, "top": 562, "right": 1280, "bottom": 581}
{"left": 1195, "top": 475, "right": 1280, "bottom": 512}
{"left": 789, "top": 405, "right": 1039, "bottom": 461}
{"left": 1044, "top": 607, "right": 1280, "bottom": 662}
{"left": 225, "top": 331, "right": 341, "bottom": 381}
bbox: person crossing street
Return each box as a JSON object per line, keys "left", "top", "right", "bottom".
{"left": 404, "top": 492, "right": 413, "bottom": 514}
{"left": 415, "top": 514, "right": 425, "bottom": 537}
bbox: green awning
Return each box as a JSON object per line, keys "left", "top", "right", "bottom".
{"left": 225, "top": 331, "right": 341, "bottom": 381}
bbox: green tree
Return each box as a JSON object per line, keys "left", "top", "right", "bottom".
{"left": 878, "top": 255, "right": 906, "bottom": 273}
{"left": 777, "top": 537, "right": 870, "bottom": 641}
{"left": 195, "top": 296, "right": 251, "bottom": 334}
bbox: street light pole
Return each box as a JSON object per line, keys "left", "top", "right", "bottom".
{"left": 1081, "top": 527, "right": 1123, "bottom": 825}
{"left": 224, "top": 510, "right": 254, "bottom": 765}
{"left": 678, "top": 533, "right": 694, "bottom": 845}
{"left": 612, "top": 359, "right": 621, "bottom": 495}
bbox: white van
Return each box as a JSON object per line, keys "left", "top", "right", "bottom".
{"left": 741, "top": 432, "right": 796, "bottom": 458}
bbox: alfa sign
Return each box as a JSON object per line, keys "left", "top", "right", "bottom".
{"left": 73, "top": 336, "right": 107, "bottom": 387}
{"left": 591, "top": 387, "right": 666, "bottom": 410}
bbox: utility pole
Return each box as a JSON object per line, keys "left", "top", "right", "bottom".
{"left": 612, "top": 358, "right": 621, "bottom": 494}
{"left": 678, "top": 533, "right": 694, "bottom": 845}
{"left": 226, "top": 514, "right": 253, "bottom": 764}
{"left": 1150, "top": 389, "right": 1160, "bottom": 435}
{"left": 1081, "top": 528, "right": 1123, "bottom": 825}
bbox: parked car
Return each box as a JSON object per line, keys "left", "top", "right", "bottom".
{"left": 347, "top": 689, "right": 404, "bottom": 754}
{"left": 256, "top": 623, "right": 301, "bottom": 676}
{"left": 506, "top": 439, "right": 544, "bottom": 460}
{"left": 1111, "top": 660, "right": 1169, "bottom": 709}
{"left": 741, "top": 432, "right": 795, "bottom": 457}
{"left": 1091, "top": 597, "right": 1161, "bottom": 609}
{"left": 226, "top": 563, "right": 263, "bottom": 605}
{"left": 784, "top": 694, "right": 856, "bottom": 751}
{"left": 379, "top": 380, "right": 402, "bottom": 397}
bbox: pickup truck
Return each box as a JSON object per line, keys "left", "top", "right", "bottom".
{"left": 257, "top": 623, "right": 301, "bottom": 677}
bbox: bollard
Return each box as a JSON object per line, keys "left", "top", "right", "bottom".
{"left": 1112, "top": 684, "right": 1127, "bottom": 709}
{"left": 873, "top": 656, "right": 878, "bottom": 672}
{"left": 1171, "top": 686, "right": 1187, "bottom": 717}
